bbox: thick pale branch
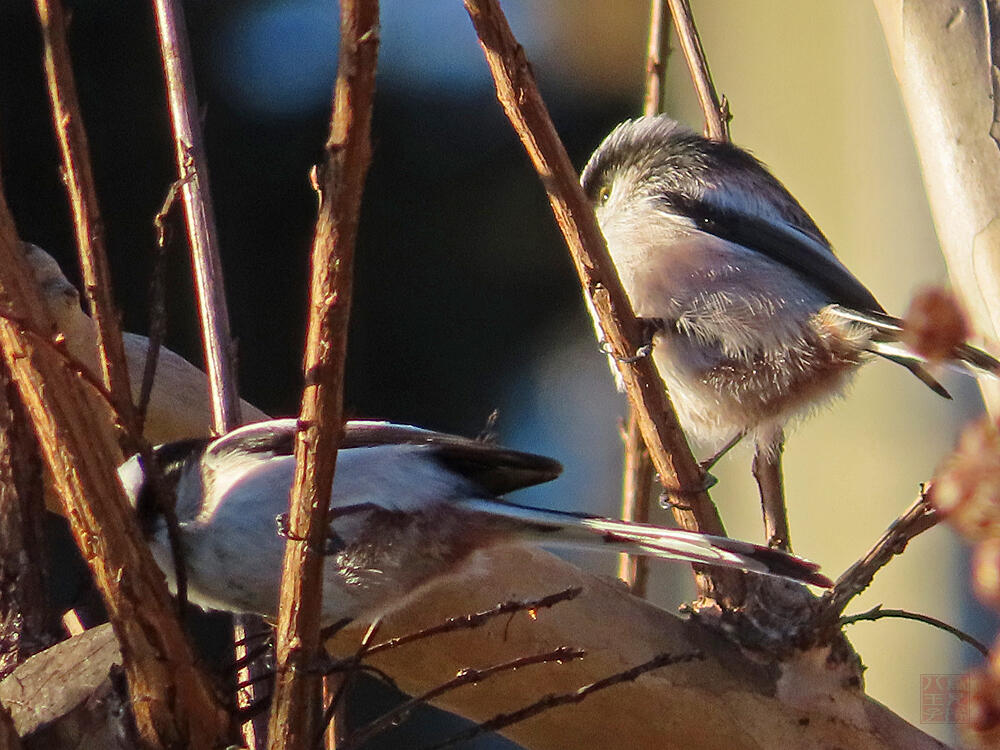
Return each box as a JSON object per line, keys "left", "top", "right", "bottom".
{"left": 462, "top": 0, "right": 741, "bottom": 606}
{"left": 873, "top": 0, "right": 1000, "bottom": 416}
{"left": 267, "top": 1, "right": 379, "bottom": 747}
{"left": 322, "top": 546, "right": 945, "bottom": 750}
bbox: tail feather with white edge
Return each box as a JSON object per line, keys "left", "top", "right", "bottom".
{"left": 827, "top": 305, "right": 1000, "bottom": 395}
{"left": 462, "top": 498, "right": 832, "bottom": 587}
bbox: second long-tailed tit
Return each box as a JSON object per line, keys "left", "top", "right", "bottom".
{"left": 117, "top": 419, "right": 830, "bottom": 625}
{"left": 581, "top": 115, "right": 1000, "bottom": 496}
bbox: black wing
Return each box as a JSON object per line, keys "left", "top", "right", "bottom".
{"left": 344, "top": 421, "right": 563, "bottom": 495}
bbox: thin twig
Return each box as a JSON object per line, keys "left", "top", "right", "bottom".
{"left": 152, "top": 0, "right": 240, "bottom": 433}
{"left": 267, "top": 2, "right": 379, "bottom": 748}
{"left": 34, "top": 0, "right": 139, "bottom": 437}
{"left": 36, "top": 0, "right": 192, "bottom": 617}
{"left": 342, "top": 647, "right": 587, "bottom": 750}
{"left": 462, "top": 0, "right": 741, "bottom": 607}
{"left": 417, "top": 651, "right": 703, "bottom": 750}
{"left": 618, "top": 0, "right": 671, "bottom": 599}
{"left": 138, "top": 170, "right": 192, "bottom": 428}
{"left": 817, "top": 486, "right": 939, "bottom": 630}
{"left": 137, "top": 238, "right": 168, "bottom": 430}
{"left": 642, "top": 0, "right": 670, "bottom": 118}
{"left": 152, "top": 0, "right": 257, "bottom": 740}
{"left": 752, "top": 439, "right": 790, "bottom": 551}
{"left": 317, "top": 620, "right": 381, "bottom": 748}
{"left": 664, "top": 0, "right": 730, "bottom": 141}
{"left": 618, "top": 412, "right": 652, "bottom": 596}
{"left": 840, "top": 604, "right": 989, "bottom": 657}
{"left": 357, "top": 586, "right": 582, "bottom": 659}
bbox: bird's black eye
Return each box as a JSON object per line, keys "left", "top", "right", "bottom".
{"left": 597, "top": 185, "right": 611, "bottom": 205}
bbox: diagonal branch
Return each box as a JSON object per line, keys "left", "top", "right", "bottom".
{"left": 266, "top": 2, "right": 379, "bottom": 748}
{"left": 0, "top": 358, "right": 53, "bottom": 678}
{"left": 664, "top": 0, "right": 730, "bottom": 141}
{"left": 342, "top": 647, "right": 587, "bottom": 750}
{"left": 462, "top": 0, "right": 741, "bottom": 607}
{"left": 362, "top": 586, "right": 582, "bottom": 657}
{"left": 418, "top": 651, "right": 703, "bottom": 750}
{"left": 0, "top": 170, "right": 230, "bottom": 749}
{"left": 816, "top": 486, "right": 939, "bottom": 632}
{"left": 34, "top": 0, "right": 138, "bottom": 436}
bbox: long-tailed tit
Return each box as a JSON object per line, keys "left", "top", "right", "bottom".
{"left": 118, "top": 419, "right": 829, "bottom": 624}
{"left": 581, "top": 116, "right": 1000, "bottom": 542}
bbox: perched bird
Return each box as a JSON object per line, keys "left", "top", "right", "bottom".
{"left": 580, "top": 115, "right": 1000, "bottom": 545}
{"left": 118, "top": 419, "right": 830, "bottom": 624}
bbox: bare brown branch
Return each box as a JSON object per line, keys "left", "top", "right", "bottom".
{"left": 34, "top": 0, "right": 138, "bottom": 437}
{"left": 840, "top": 604, "right": 989, "bottom": 657}
{"left": 0, "top": 181, "right": 230, "bottom": 748}
{"left": 664, "top": 0, "right": 729, "bottom": 141}
{"left": 816, "top": 486, "right": 939, "bottom": 632}
{"left": 151, "top": 2, "right": 264, "bottom": 742}
{"left": 343, "top": 647, "right": 587, "bottom": 750}
{"left": 462, "top": 0, "right": 741, "bottom": 607}
{"left": 418, "top": 651, "right": 702, "bottom": 750}
{"left": 642, "top": 0, "right": 670, "bottom": 118}
{"left": 361, "top": 586, "right": 582, "bottom": 658}
{"left": 266, "top": 1, "right": 379, "bottom": 747}
{"left": 618, "top": 1, "right": 672, "bottom": 599}
{"left": 617, "top": 411, "right": 653, "bottom": 595}
{"left": 152, "top": 0, "right": 240, "bottom": 432}
{"left": 0, "top": 359, "right": 54, "bottom": 678}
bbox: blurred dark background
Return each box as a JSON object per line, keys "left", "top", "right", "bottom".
{"left": 0, "top": 0, "right": 638, "bottom": 430}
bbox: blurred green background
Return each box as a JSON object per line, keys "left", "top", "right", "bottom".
{"left": 0, "top": 0, "right": 994, "bottom": 746}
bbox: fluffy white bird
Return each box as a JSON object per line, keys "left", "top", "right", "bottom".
{"left": 118, "top": 419, "right": 830, "bottom": 624}
{"left": 581, "top": 115, "right": 1000, "bottom": 545}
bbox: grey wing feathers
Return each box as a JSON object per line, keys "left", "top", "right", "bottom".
{"left": 203, "top": 419, "right": 562, "bottom": 496}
